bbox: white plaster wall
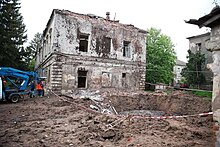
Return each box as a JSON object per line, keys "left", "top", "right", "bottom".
{"left": 54, "top": 14, "right": 79, "bottom": 54}
{"left": 173, "top": 65, "right": 185, "bottom": 83}
{"left": 53, "top": 11, "right": 146, "bottom": 64}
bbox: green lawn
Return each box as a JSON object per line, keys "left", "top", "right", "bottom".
{"left": 191, "top": 90, "right": 212, "bottom": 101}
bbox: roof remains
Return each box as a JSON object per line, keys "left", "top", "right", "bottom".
{"left": 186, "top": 32, "right": 210, "bottom": 39}
{"left": 176, "top": 59, "right": 186, "bottom": 66}
{"left": 43, "top": 9, "right": 147, "bottom": 36}
{"left": 185, "top": 5, "right": 220, "bottom": 28}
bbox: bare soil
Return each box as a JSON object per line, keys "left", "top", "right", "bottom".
{"left": 0, "top": 90, "right": 215, "bottom": 147}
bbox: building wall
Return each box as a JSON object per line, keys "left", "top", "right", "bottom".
{"left": 35, "top": 9, "right": 146, "bottom": 93}
{"left": 173, "top": 64, "right": 185, "bottom": 85}
{"left": 188, "top": 33, "right": 213, "bottom": 89}
{"left": 186, "top": 6, "right": 220, "bottom": 145}
{"left": 52, "top": 11, "right": 146, "bottom": 62}
{"left": 206, "top": 23, "right": 220, "bottom": 147}
{"left": 188, "top": 33, "right": 212, "bottom": 64}
{"left": 60, "top": 54, "right": 145, "bottom": 93}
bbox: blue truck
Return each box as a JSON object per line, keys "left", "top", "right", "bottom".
{"left": 0, "top": 67, "right": 39, "bottom": 103}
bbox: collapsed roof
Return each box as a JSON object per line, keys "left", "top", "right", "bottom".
{"left": 185, "top": 5, "right": 220, "bottom": 28}
{"left": 43, "top": 9, "right": 147, "bottom": 37}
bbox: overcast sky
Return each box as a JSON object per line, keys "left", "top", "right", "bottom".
{"left": 20, "top": 0, "right": 218, "bottom": 62}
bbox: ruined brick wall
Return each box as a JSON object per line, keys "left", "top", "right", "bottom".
{"left": 36, "top": 9, "right": 146, "bottom": 93}
{"left": 59, "top": 54, "right": 145, "bottom": 93}
{"left": 53, "top": 10, "right": 146, "bottom": 63}
{"left": 206, "top": 24, "right": 220, "bottom": 146}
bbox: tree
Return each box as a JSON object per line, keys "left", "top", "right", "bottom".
{"left": 0, "top": 0, "right": 27, "bottom": 69}
{"left": 25, "top": 33, "right": 42, "bottom": 70}
{"left": 181, "top": 50, "right": 206, "bottom": 88}
{"left": 146, "top": 28, "right": 176, "bottom": 84}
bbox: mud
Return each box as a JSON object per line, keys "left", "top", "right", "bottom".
{"left": 0, "top": 90, "right": 215, "bottom": 147}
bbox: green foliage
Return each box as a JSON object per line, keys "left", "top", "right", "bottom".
{"left": 180, "top": 77, "right": 187, "bottom": 84}
{"left": 181, "top": 50, "right": 206, "bottom": 87}
{"left": 27, "top": 33, "right": 42, "bottom": 58}
{"left": 146, "top": 27, "right": 176, "bottom": 84}
{"left": 25, "top": 33, "right": 42, "bottom": 70}
{"left": 27, "top": 59, "right": 35, "bottom": 71}
{"left": 0, "top": 0, "right": 27, "bottom": 70}
{"left": 191, "top": 90, "right": 212, "bottom": 100}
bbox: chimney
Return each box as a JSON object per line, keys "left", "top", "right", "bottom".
{"left": 106, "top": 12, "right": 110, "bottom": 20}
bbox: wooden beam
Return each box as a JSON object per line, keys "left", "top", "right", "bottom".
{"left": 200, "top": 13, "right": 220, "bottom": 27}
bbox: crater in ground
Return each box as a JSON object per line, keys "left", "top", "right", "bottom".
{"left": 107, "top": 91, "right": 211, "bottom": 116}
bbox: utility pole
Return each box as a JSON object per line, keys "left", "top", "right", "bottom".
{"left": 196, "top": 62, "right": 199, "bottom": 89}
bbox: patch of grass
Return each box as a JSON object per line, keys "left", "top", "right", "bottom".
{"left": 191, "top": 90, "right": 212, "bottom": 100}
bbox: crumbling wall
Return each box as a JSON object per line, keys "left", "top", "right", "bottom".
{"left": 52, "top": 10, "right": 146, "bottom": 92}
{"left": 37, "top": 9, "right": 146, "bottom": 93}
{"left": 53, "top": 10, "right": 146, "bottom": 63}
{"left": 60, "top": 55, "right": 144, "bottom": 93}
{"left": 205, "top": 24, "right": 220, "bottom": 146}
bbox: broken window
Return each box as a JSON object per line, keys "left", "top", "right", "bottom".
{"left": 123, "top": 41, "right": 131, "bottom": 58}
{"left": 78, "top": 70, "right": 87, "bottom": 88}
{"left": 103, "top": 37, "right": 111, "bottom": 53}
{"left": 101, "top": 72, "right": 112, "bottom": 87}
{"left": 122, "top": 73, "right": 126, "bottom": 78}
{"left": 48, "top": 68, "right": 50, "bottom": 83}
{"left": 196, "top": 43, "right": 201, "bottom": 52}
{"left": 49, "top": 28, "right": 52, "bottom": 53}
{"left": 122, "top": 73, "right": 128, "bottom": 88}
{"left": 79, "top": 34, "right": 89, "bottom": 52}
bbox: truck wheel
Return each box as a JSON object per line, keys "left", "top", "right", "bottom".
{"left": 10, "top": 94, "right": 20, "bottom": 103}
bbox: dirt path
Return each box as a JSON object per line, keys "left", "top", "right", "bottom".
{"left": 0, "top": 90, "right": 215, "bottom": 146}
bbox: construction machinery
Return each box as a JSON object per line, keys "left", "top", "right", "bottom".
{"left": 0, "top": 67, "right": 39, "bottom": 103}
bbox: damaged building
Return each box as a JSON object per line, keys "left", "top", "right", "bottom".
{"left": 35, "top": 9, "right": 147, "bottom": 93}
{"left": 187, "top": 32, "right": 213, "bottom": 90}
{"left": 186, "top": 5, "right": 220, "bottom": 146}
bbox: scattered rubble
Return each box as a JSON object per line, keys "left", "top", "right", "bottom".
{"left": 0, "top": 90, "right": 214, "bottom": 146}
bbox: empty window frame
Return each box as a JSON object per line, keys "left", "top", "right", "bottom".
{"left": 123, "top": 41, "right": 131, "bottom": 58}
{"left": 48, "top": 68, "right": 51, "bottom": 83}
{"left": 121, "top": 73, "right": 128, "bottom": 88}
{"left": 103, "top": 37, "right": 111, "bottom": 53}
{"left": 78, "top": 70, "right": 87, "bottom": 88}
{"left": 196, "top": 43, "right": 201, "bottom": 52}
{"left": 79, "top": 34, "right": 89, "bottom": 52}
{"left": 122, "top": 73, "right": 126, "bottom": 78}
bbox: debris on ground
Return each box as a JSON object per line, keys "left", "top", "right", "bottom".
{"left": 0, "top": 90, "right": 214, "bottom": 146}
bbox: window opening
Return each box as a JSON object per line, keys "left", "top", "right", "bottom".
{"left": 122, "top": 73, "right": 126, "bottom": 78}
{"left": 196, "top": 43, "right": 201, "bottom": 52}
{"left": 103, "top": 37, "right": 111, "bottom": 52}
{"left": 79, "top": 34, "right": 89, "bottom": 52}
{"left": 78, "top": 70, "right": 87, "bottom": 88}
{"left": 123, "top": 41, "right": 131, "bottom": 58}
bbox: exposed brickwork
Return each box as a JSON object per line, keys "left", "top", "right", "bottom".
{"left": 35, "top": 9, "right": 146, "bottom": 94}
